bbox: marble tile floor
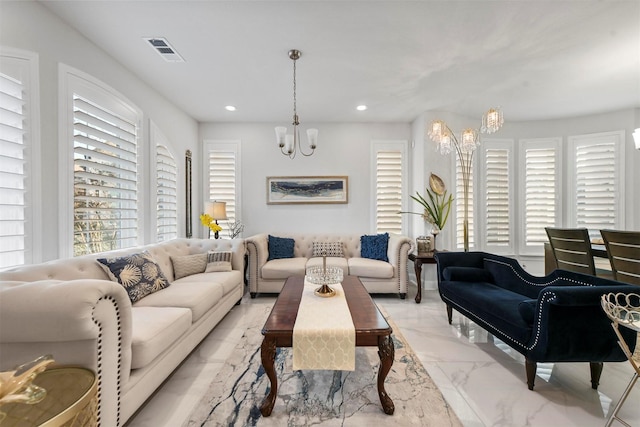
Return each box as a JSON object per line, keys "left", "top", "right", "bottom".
{"left": 125, "top": 285, "right": 640, "bottom": 427}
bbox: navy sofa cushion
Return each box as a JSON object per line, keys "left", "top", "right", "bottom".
{"left": 440, "top": 280, "right": 532, "bottom": 345}
{"left": 360, "top": 233, "right": 389, "bottom": 262}
{"left": 268, "top": 235, "right": 295, "bottom": 260}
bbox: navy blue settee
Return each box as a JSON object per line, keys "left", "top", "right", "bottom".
{"left": 435, "top": 251, "right": 637, "bottom": 390}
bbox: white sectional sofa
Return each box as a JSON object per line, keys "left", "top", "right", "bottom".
{"left": 0, "top": 238, "right": 245, "bottom": 427}
{"left": 246, "top": 233, "right": 413, "bottom": 298}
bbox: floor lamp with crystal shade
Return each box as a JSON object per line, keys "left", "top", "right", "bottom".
{"left": 204, "top": 201, "right": 227, "bottom": 239}
{"left": 427, "top": 108, "right": 504, "bottom": 251}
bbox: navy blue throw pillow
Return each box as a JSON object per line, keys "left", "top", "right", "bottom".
{"left": 268, "top": 235, "right": 295, "bottom": 260}
{"left": 360, "top": 233, "right": 389, "bottom": 262}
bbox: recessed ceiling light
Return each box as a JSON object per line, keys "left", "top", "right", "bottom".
{"left": 225, "top": 105, "right": 236, "bottom": 111}
{"left": 356, "top": 105, "right": 367, "bottom": 111}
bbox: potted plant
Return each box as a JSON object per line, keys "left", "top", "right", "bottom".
{"left": 401, "top": 173, "right": 454, "bottom": 250}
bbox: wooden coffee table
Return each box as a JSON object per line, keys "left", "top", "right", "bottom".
{"left": 260, "top": 275, "right": 395, "bottom": 416}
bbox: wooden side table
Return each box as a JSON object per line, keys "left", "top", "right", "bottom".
{"left": 409, "top": 251, "right": 438, "bottom": 303}
{"left": 0, "top": 367, "right": 97, "bottom": 427}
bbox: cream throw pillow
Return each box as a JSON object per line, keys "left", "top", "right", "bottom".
{"left": 205, "top": 251, "right": 233, "bottom": 272}
{"left": 312, "top": 241, "right": 344, "bottom": 257}
{"left": 171, "top": 253, "right": 208, "bottom": 280}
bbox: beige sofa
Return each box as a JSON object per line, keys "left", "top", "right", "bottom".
{"left": 0, "top": 238, "right": 245, "bottom": 427}
{"left": 246, "top": 233, "right": 413, "bottom": 298}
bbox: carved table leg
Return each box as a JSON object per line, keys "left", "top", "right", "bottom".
{"left": 259, "top": 336, "right": 277, "bottom": 416}
{"left": 377, "top": 334, "right": 395, "bottom": 415}
{"left": 414, "top": 259, "right": 423, "bottom": 304}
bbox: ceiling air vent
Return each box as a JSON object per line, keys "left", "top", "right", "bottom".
{"left": 143, "top": 37, "right": 184, "bottom": 63}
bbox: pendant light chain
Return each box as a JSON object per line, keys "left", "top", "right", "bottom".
{"left": 292, "top": 57, "right": 298, "bottom": 126}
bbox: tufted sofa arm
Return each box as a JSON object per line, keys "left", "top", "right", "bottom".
{"left": 0, "top": 279, "right": 132, "bottom": 427}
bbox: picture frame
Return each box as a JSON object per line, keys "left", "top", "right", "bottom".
{"left": 267, "top": 176, "right": 348, "bottom": 205}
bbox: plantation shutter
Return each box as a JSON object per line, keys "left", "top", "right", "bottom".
{"left": 207, "top": 149, "right": 237, "bottom": 222}
{"left": 524, "top": 145, "right": 557, "bottom": 247}
{"left": 73, "top": 95, "right": 138, "bottom": 256}
{"left": 0, "top": 66, "right": 29, "bottom": 269}
{"left": 574, "top": 140, "right": 617, "bottom": 239}
{"left": 484, "top": 147, "right": 511, "bottom": 249}
{"left": 156, "top": 144, "right": 177, "bottom": 242}
{"left": 455, "top": 154, "right": 474, "bottom": 249}
{"left": 375, "top": 150, "right": 403, "bottom": 235}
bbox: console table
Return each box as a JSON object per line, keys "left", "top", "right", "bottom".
{"left": 409, "top": 251, "right": 438, "bottom": 304}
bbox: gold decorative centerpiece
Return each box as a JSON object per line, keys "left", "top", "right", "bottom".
{"left": 0, "top": 355, "right": 54, "bottom": 409}
{"left": 306, "top": 255, "right": 343, "bottom": 298}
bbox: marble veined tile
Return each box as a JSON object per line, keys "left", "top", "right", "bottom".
{"left": 125, "top": 289, "right": 640, "bottom": 427}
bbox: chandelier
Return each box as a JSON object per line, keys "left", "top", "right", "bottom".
{"left": 426, "top": 107, "right": 504, "bottom": 252}
{"left": 275, "top": 49, "right": 318, "bottom": 159}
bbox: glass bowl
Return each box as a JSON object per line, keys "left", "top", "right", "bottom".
{"left": 305, "top": 266, "right": 343, "bottom": 286}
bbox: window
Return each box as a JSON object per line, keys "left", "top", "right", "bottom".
{"left": 154, "top": 129, "right": 177, "bottom": 242}
{"left": 519, "top": 138, "right": 560, "bottom": 255}
{"left": 568, "top": 131, "right": 624, "bottom": 240}
{"left": 64, "top": 69, "right": 142, "bottom": 257}
{"left": 0, "top": 50, "right": 39, "bottom": 269}
{"left": 455, "top": 152, "right": 475, "bottom": 250}
{"left": 371, "top": 141, "right": 407, "bottom": 235}
{"left": 480, "top": 141, "right": 513, "bottom": 253}
{"left": 204, "top": 141, "right": 241, "bottom": 236}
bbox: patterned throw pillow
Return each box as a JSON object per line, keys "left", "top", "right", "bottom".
{"left": 205, "top": 251, "right": 233, "bottom": 272}
{"left": 97, "top": 251, "right": 170, "bottom": 303}
{"left": 360, "top": 233, "right": 389, "bottom": 262}
{"left": 268, "top": 235, "right": 295, "bottom": 260}
{"left": 171, "top": 253, "right": 207, "bottom": 280}
{"left": 312, "top": 241, "right": 344, "bottom": 257}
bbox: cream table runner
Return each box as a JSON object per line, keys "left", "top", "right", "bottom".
{"left": 292, "top": 278, "right": 355, "bottom": 371}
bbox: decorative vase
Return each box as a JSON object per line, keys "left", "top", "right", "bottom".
{"left": 431, "top": 224, "right": 440, "bottom": 251}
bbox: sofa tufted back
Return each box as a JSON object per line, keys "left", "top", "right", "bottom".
{"left": 262, "top": 233, "right": 375, "bottom": 258}
{"left": 0, "top": 238, "right": 246, "bottom": 283}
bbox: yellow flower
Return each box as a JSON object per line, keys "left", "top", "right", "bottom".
{"left": 200, "top": 214, "right": 223, "bottom": 232}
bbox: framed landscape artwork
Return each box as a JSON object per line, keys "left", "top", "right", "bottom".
{"left": 267, "top": 176, "right": 349, "bottom": 205}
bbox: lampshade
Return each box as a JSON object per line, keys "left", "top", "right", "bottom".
{"left": 205, "top": 201, "right": 228, "bottom": 220}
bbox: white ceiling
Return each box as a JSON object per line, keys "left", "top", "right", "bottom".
{"left": 40, "top": 0, "right": 640, "bottom": 123}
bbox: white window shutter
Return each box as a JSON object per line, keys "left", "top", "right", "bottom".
{"left": 575, "top": 141, "right": 617, "bottom": 238}
{"left": 204, "top": 141, "right": 241, "bottom": 239}
{"left": 375, "top": 150, "right": 404, "bottom": 235}
{"left": 519, "top": 138, "right": 560, "bottom": 254}
{"left": 73, "top": 95, "right": 139, "bottom": 256}
{"left": 0, "top": 51, "right": 38, "bottom": 269}
{"left": 0, "top": 69, "right": 28, "bottom": 268}
{"left": 482, "top": 142, "right": 513, "bottom": 253}
{"left": 156, "top": 144, "right": 177, "bottom": 242}
{"left": 455, "top": 154, "right": 475, "bottom": 249}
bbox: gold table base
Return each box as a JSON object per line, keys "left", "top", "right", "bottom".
{"left": 0, "top": 367, "right": 97, "bottom": 427}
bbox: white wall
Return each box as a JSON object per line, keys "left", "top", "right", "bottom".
{"left": 199, "top": 122, "right": 411, "bottom": 237}
{"left": 1, "top": 1, "right": 199, "bottom": 261}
